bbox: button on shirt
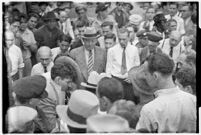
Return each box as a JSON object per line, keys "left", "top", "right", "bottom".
{"left": 165, "top": 14, "right": 185, "bottom": 35}
{"left": 8, "top": 44, "right": 24, "bottom": 76}
{"left": 31, "top": 62, "right": 54, "bottom": 76}
{"left": 136, "top": 87, "right": 196, "bottom": 133}
{"left": 159, "top": 38, "right": 185, "bottom": 62}
{"left": 106, "top": 43, "right": 140, "bottom": 78}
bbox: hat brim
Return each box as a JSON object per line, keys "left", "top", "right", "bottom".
{"left": 128, "top": 66, "right": 153, "bottom": 95}
{"left": 81, "top": 82, "right": 97, "bottom": 89}
{"left": 81, "top": 34, "right": 100, "bottom": 39}
{"left": 56, "top": 105, "right": 87, "bottom": 129}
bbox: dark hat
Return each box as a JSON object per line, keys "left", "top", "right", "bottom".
{"left": 128, "top": 65, "right": 153, "bottom": 95}
{"left": 136, "top": 30, "right": 148, "bottom": 38}
{"left": 96, "top": 3, "right": 109, "bottom": 13}
{"left": 43, "top": 11, "right": 59, "bottom": 22}
{"left": 12, "top": 75, "right": 48, "bottom": 99}
{"left": 147, "top": 31, "right": 163, "bottom": 42}
{"left": 153, "top": 13, "right": 166, "bottom": 24}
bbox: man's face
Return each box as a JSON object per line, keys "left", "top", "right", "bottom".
{"left": 78, "top": 9, "right": 86, "bottom": 19}
{"left": 143, "top": 61, "right": 157, "bottom": 89}
{"left": 104, "top": 38, "right": 115, "bottom": 50}
{"left": 59, "top": 41, "right": 70, "bottom": 53}
{"left": 28, "top": 17, "right": 38, "bottom": 30}
{"left": 46, "top": 19, "right": 57, "bottom": 30}
{"left": 10, "top": 21, "right": 20, "bottom": 34}
{"left": 169, "top": 4, "right": 178, "bottom": 16}
{"left": 19, "top": 22, "right": 27, "bottom": 31}
{"left": 6, "top": 32, "right": 14, "bottom": 47}
{"left": 59, "top": 12, "right": 67, "bottom": 23}
{"left": 169, "top": 21, "right": 177, "bottom": 31}
{"left": 39, "top": 52, "right": 52, "bottom": 67}
{"left": 102, "top": 26, "right": 112, "bottom": 36}
{"left": 127, "top": 26, "right": 135, "bottom": 42}
{"left": 59, "top": 78, "right": 74, "bottom": 92}
{"left": 146, "top": 8, "right": 155, "bottom": 20}
{"left": 181, "top": 6, "right": 191, "bottom": 19}
{"left": 77, "top": 26, "right": 86, "bottom": 36}
{"left": 83, "top": 38, "right": 97, "bottom": 51}
{"left": 138, "top": 36, "right": 149, "bottom": 47}
{"left": 116, "top": 3, "right": 124, "bottom": 11}
{"left": 118, "top": 32, "right": 129, "bottom": 48}
{"left": 40, "top": 5, "right": 47, "bottom": 12}
{"left": 148, "top": 41, "right": 160, "bottom": 52}
{"left": 169, "top": 34, "right": 181, "bottom": 47}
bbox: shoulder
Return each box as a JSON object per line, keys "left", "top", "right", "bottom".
{"left": 32, "top": 63, "right": 42, "bottom": 69}
{"left": 70, "top": 46, "right": 84, "bottom": 54}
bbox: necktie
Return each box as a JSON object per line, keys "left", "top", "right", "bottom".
{"left": 44, "top": 66, "right": 47, "bottom": 73}
{"left": 88, "top": 50, "right": 93, "bottom": 75}
{"left": 169, "top": 46, "right": 174, "bottom": 57}
{"left": 121, "top": 47, "right": 127, "bottom": 75}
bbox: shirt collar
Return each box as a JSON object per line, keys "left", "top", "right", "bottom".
{"left": 154, "top": 86, "right": 180, "bottom": 98}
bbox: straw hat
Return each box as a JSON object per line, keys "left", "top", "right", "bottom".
{"left": 81, "top": 27, "right": 100, "bottom": 39}
{"left": 56, "top": 90, "right": 99, "bottom": 128}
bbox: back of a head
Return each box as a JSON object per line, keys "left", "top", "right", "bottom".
{"left": 97, "top": 77, "right": 124, "bottom": 103}
{"left": 37, "top": 46, "right": 52, "bottom": 57}
{"left": 109, "top": 99, "right": 139, "bottom": 129}
{"left": 147, "top": 52, "right": 175, "bottom": 76}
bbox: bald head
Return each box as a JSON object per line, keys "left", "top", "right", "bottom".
{"left": 59, "top": 11, "right": 67, "bottom": 23}
{"left": 37, "top": 46, "right": 52, "bottom": 67}
{"left": 169, "top": 31, "right": 182, "bottom": 47}
{"left": 5, "top": 31, "right": 15, "bottom": 47}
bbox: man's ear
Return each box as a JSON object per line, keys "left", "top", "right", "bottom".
{"left": 184, "top": 85, "right": 193, "bottom": 95}
{"left": 54, "top": 76, "right": 61, "bottom": 85}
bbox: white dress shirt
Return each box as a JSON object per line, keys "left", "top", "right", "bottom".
{"left": 8, "top": 44, "right": 24, "bottom": 76}
{"left": 136, "top": 87, "right": 196, "bottom": 133}
{"left": 158, "top": 38, "right": 185, "bottom": 62}
{"left": 165, "top": 14, "right": 185, "bottom": 35}
{"left": 106, "top": 43, "right": 140, "bottom": 78}
{"left": 31, "top": 62, "right": 54, "bottom": 76}
{"left": 58, "top": 18, "right": 75, "bottom": 39}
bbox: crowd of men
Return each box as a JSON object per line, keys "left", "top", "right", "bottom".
{"left": 4, "top": 1, "right": 197, "bottom": 133}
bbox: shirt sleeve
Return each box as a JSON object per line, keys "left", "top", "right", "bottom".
{"left": 179, "top": 19, "right": 185, "bottom": 35}
{"left": 134, "top": 47, "right": 140, "bottom": 66}
{"left": 17, "top": 48, "right": 24, "bottom": 68}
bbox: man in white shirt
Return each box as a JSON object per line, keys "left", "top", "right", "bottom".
{"left": 5, "top": 31, "right": 24, "bottom": 81}
{"left": 31, "top": 46, "right": 54, "bottom": 75}
{"left": 106, "top": 28, "right": 140, "bottom": 101}
{"left": 159, "top": 30, "right": 185, "bottom": 62}
{"left": 165, "top": 2, "right": 185, "bottom": 35}
{"left": 136, "top": 52, "right": 196, "bottom": 133}
{"left": 58, "top": 10, "right": 75, "bottom": 40}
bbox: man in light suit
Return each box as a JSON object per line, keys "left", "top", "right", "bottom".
{"left": 70, "top": 27, "right": 107, "bottom": 82}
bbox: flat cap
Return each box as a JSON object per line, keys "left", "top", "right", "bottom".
{"left": 12, "top": 75, "right": 48, "bottom": 99}
{"left": 136, "top": 30, "right": 148, "bottom": 38}
{"left": 147, "top": 31, "right": 163, "bottom": 42}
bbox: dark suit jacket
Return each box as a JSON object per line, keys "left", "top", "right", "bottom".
{"left": 70, "top": 46, "right": 107, "bottom": 81}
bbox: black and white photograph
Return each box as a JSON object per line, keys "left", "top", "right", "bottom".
{"left": 2, "top": 1, "right": 198, "bottom": 133}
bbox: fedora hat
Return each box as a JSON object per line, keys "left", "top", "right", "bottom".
{"left": 56, "top": 90, "right": 99, "bottom": 129}
{"left": 81, "top": 71, "right": 111, "bottom": 89}
{"left": 128, "top": 65, "right": 153, "bottom": 95}
{"left": 129, "top": 14, "right": 143, "bottom": 26}
{"left": 7, "top": 106, "right": 38, "bottom": 133}
{"left": 43, "top": 11, "right": 59, "bottom": 22}
{"left": 54, "top": 56, "right": 84, "bottom": 89}
{"left": 81, "top": 27, "right": 100, "bottom": 39}
{"left": 86, "top": 114, "right": 130, "bottom": 133}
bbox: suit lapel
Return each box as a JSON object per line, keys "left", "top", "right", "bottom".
{"left": 93, "top": 47, "right": 99, "bottom": 71}
{"left": 78, "top": 47, "right": 88, "bottom": 80}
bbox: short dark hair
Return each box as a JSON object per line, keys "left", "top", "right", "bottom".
{"left": 51, "top": 63, "right": 77, "bottom": 82}
{"left": 169, "top": 2, "right": 179, "bottom": 8}
{"left": 19, "top": 13, "right": 28, "bottom": 23}
{"left": 101, "top": 21, "right": 113, "bottom": 30}
{"left": 76, "top": 20, "right": 86, "bottom": 28}
{"left": 9, "top": 16, "right": 20, "bottom": 24}
{"left": 147, "top": 52, "right": 175, "bottom": 76}
{"left": 58, "top": 34, "right": 72, "bottom": 44}
{"left": 118, "top": 28, "right": 129, "bottom": 36}
{"left": 175, "top": 66, "right": 196, "bottom": 94}
{"left": 97, "top": 77, "right": 124, "bottom": 103}
{"left": 28, "top": 13, "right": 39, "bottom": 21}
{"left": 104, "top": 33, "right": 116, "bottom": 42}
